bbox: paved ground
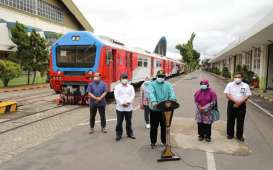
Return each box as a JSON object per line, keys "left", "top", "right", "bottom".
{"left": 1, "top": 71, "right": 273, "bottom": 170}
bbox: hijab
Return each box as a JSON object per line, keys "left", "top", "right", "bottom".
{"left": 194, "top": 79, "right": 217, "bottom": 106}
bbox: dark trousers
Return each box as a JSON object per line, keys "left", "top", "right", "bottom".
{"left": 227, "top": 100, "right": 246, "bottom": 139}
{"left": 116, "top": 110, "right": 133, "bottom": 137}
{"left": 150, "top": 109, "right": 166, "bottom": 144}
{"left": 90, "top": 106, "right": 106, "bottom": 128}
{"left": 198, "top": 123, "right": 212, "bottom": 138}
{"left": 144, "top": 105, "right": 150, "bottom": 124}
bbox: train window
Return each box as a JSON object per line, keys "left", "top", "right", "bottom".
{"left": 156, "top": 60, "right": 161, "bottom": 67}
{"left": 138, "top": 58, "right": 143, "bottom": 67}
{"left": 143, "top": 59, "right": 148, "bottom": 67}
{"left": 56, "top": 45, "right": 96, "bottom": 68}
{"left": 120, "top": 56, "right": 122, "bottom": 65}
{"left": 106, "top": 49, "right": 112, "bottom": 65}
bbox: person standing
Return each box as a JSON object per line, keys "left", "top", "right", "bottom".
{"left": 148, "top": 70, "right": 176, "bottom": 148}
{"left": 114, "top": 73, "right": 136, "bottom": 141}
{"left": 87, "top": 73, "right": 108, "bottom": 134}
{"left": 224, "top": 72, "right": 251, "bottom": 142}
{"left": 194, "top": 80, "right": 218, "bottom": 142}
{"left": 140, "top": 76, "right": 151, "bottom": 129}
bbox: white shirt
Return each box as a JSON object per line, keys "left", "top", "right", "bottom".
{"left": 224, "top": 81, "right": 252, "bottom": 101}
{"left": 114, "top": 83, "right": 135, "bottom": 111}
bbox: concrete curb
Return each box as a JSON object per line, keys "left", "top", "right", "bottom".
{"left": 0, "top": 84, "right": 49, "bottom": 93}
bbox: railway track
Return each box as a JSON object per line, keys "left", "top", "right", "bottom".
{"left": 0, "top": 90, "right": 54, "bottom": 103}
{"left": 0, "top": 105, "right": 83, "bottom": 135}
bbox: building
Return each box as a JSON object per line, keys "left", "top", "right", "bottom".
{"left": 209, "top": 10, "right": 273, "bottom": 90}
{"left": 0, "top": 0, "right": 94, "bottom": 58}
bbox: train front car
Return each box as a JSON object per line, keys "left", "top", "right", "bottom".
{"left": 49, "top": 31, "right": 103, "bottom": 104}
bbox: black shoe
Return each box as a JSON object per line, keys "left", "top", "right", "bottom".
{"left": 198, "top": 136, "right": 204, "bottom": 141}
{"left": 205, "top": 138, "right": 211, "bottom": 142}
{"left": 116, "top": 136, "right": 121, "bottom": 141}
{"left": 101, "top": 128, "right": 107, "bottom": 133}
{"left": 237, "top": 137, "right": 245, "bottom": 142}
{"left": 151, "top": 143, "right": 156, "bottom": 149}
{"left": 128, "top": 135, "right": 136, "bottom": 139}
{"left": 227, "top": 136, "right": 234, "bottom": 140}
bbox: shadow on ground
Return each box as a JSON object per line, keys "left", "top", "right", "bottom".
{"left": 171, "top": 117, "right": 251, "bottom": 156}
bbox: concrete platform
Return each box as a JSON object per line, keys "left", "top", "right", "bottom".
{"left": 1, "top": 71, "right": 273, "bottom": 170}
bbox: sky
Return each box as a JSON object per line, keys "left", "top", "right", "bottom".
{"left": 73, "top": 0, "right": 273, "bottom": 60}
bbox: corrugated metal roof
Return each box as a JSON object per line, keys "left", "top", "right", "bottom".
{"left": 62, "top": 0, "right": 94, "bottom": 32}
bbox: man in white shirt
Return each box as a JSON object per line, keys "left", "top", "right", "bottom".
{"left": 114, "top": 73, "right": 136, "bottom": 141}
{"left": 224, "top": 72, "right": 252, "bottom": 142}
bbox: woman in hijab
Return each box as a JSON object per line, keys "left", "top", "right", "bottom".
{"left": 194, "top": 79, "right": 218, "bottom": 142}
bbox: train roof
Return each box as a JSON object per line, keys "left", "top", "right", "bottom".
{"left": 54, "top": 31, "right": 183, "bottom": 64}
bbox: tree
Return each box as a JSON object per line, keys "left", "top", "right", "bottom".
{"left": 10, "top": 21, "right": 32, "bottom": 84}
{"left": 176, "top": 32, "right": 200, "bottom": 72}
{"left": 0, "top": 60, "right": 21, "bottom": 87}
{"left": 29, "top": 30, "right": 49, "bottom": 84}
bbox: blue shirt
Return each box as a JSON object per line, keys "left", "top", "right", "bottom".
{"left": 87, "top": 80, "right": 107, "bottom": 107}
{"left": 148, "top": 80, "right": 176, "bottom": 111}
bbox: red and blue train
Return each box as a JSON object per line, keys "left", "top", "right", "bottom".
{"left": 49, "top": 31, "right": 184, "bottom": 103}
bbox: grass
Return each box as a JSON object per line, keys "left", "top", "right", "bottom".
{"left": 0, "top": 72, "right": 47, "bottom": 88}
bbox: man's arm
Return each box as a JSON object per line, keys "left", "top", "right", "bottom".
{"left": 168, "top": 83, "right": 176, "bottom": 101}
{"left": 225, "top": 94, "right": 237, "bottom": 103}
{"left": 87, "top": 85, "right": 98, "bottom": 100}
{"left": 88, "top": 92, "right": 98, "bottom": 100}
{"left": 98, "top": 83, "right": 108, "bottom": 101}
{"left": 127, "top": 86, "right": 135, "bottom": 104}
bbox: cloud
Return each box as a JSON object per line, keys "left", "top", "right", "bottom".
{"left": 73, "top": 0, "right": 273, "bottom": 59}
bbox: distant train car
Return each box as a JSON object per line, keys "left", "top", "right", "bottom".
{"left": 49, "top": 31, "right": 184, "bottom": 101}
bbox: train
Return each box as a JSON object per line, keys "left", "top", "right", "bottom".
{"left": 49, "top": 31, "right": 184, "bottom": 104}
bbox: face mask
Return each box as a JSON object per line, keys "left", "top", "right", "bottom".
{"left": 156, "top": 77, "right": 164, "bottom": 83}
{"left": 121, "top": 79, "right": 128, "bottom": 84}
{"left": 94, "top": 77, "right": 100, "bottom": 81}
{"left": 234, "top": 78, "right": 242, "bottom": 84}
{"left": 200, "top": 84, "right": 208, "bottom": 90}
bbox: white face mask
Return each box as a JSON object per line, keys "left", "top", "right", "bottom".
{"left": 121, "top": 79, "right": 128, "bottom": 84}
{"left": 94, "top": 77, "right": 100, "bottom": 81}
{"left": 156, "top": 77, "right": 164, "bottom": 83}
{"left": 200, "top": 84, "right": 208, "bottom": 90}
{"left": 234, "top": 78, "right": 242, "bottom": 84}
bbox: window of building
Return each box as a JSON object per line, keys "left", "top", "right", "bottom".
{"left": 245, "top": 50, "right": 252, "bottom": 70}
{"left": 0, "top": 0, "right": 64, "bottom": 23}
{"left": 253, "top": 47, "right": 261, "bottom": 70}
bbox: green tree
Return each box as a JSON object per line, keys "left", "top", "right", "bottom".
{"left": 29, "top": 30, "right": 49, "bottom": 84}
{"left": 10, "top": 21, "right": 32, "bottom": 84}
{"left": 0, "top": 60, "right": 21, "bottom": 87}
{"left": 176, "top": 32, "right": 200, "bottom": 72}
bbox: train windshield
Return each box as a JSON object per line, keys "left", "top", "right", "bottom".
{"left": 56, "top": 45, "right": 96, "bottom": 68}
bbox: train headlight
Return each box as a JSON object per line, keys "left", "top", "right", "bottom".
{"left": 57, "top": 70, "right": 61, "bottom": 75}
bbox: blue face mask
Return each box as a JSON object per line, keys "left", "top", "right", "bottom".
{"left": 200, "top": 84, "right": 208, "bottom": 90}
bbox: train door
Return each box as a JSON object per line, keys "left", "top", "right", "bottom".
{"left": 163, "top": 60, "right": 166, "bottom": 73}
{"left": 112, "top": 49, "right": 118, "bottom": 82}
{"left": 106, "top": 48, "right": 113, "bottom": 87}
{"left": 126, "top": 52, "right": 133, "bottom": 80}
